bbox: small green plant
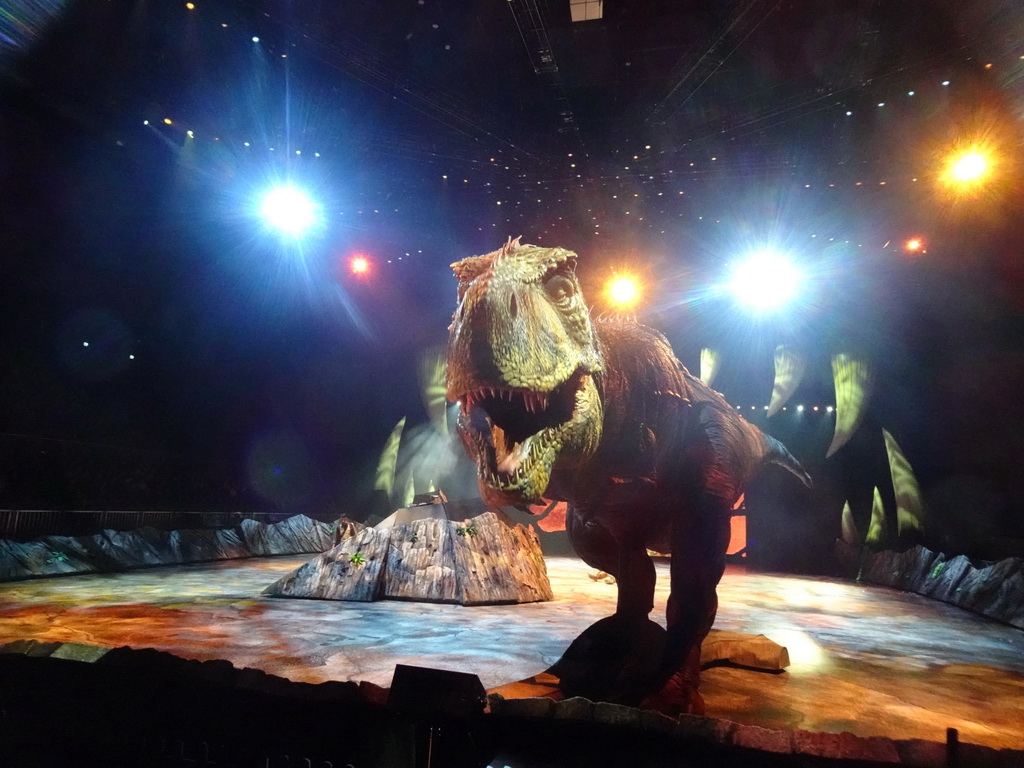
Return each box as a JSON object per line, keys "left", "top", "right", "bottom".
{"left": 45, "top": 551, "right": 69, "bottom": 565}
{"left": 456, "top": 524, "right": 478, "bottom": 537}
{"left": 350, "top": 551, "right": 366, "bottom": 566}
{"left": 930, "top": 561, "right": 946, "bottom": 579}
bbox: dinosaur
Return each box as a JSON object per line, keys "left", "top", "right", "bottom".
{"left": 445, "top": 237, "right": 811, "bottom": 715}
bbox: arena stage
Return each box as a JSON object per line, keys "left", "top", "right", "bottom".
{"left": 0, "top": 555, "right": 1021, "bottom": 752}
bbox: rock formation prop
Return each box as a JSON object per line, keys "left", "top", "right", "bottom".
{"left": 838, "top": 543, "right": 1024, "bottom": 630}
{"left": 0, "top": 514, "right": 334, "bottom": 582}
{"left": 262, "top": 506, "right": 552, "bottom": 605}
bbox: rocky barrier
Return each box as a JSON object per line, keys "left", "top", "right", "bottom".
{"left": 0, "top": 514, "right": 334, "bottom": 581}
{"left": 855, "top": 544, "right": 1024, "bottom": 630}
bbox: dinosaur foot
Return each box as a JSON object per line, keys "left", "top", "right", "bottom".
{"left": 639, "top": 670, "right": 706, "bottom": 717}
{"left": 546, "top": 614, "right": 666, "bottom": 706}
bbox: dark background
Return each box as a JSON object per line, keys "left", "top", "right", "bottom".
{"left": 2, "top": 0, "right": 1023, "bottom": 567}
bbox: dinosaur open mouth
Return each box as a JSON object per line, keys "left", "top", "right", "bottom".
{"left": 457, "top": 369, "right": 589, "bottom": 502}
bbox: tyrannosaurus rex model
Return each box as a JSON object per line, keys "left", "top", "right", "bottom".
{"left": 445, "top": 237, "right": 811, "bottom": 715}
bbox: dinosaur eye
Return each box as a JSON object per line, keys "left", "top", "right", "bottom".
{"left": 544, "top": 273, "right": 575, "bottom": 302}
{"left": 545, "top": 274, "right": 574, "bottom": 301}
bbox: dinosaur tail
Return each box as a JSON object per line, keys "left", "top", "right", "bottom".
{"left": 763, "top": 434, "right": 813, "bottom": 488}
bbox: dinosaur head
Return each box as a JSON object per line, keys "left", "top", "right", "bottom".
{"left": 446, "top": 238, "right": 604, "bottom": 507}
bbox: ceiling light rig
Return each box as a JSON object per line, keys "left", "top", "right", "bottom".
{"left": 735, "top": 404, "right": 834, "bottom": 412}
{"left": 130, "top": 16, "right": 1011, "bottom": 256}
{"left": 165, "top": 9, "right": 997, "bottom": 188}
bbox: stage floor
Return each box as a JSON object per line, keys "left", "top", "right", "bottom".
{"left": 1, "top": 555, "right": 1022, "bottom": 750}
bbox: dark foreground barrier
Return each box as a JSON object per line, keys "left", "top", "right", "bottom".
{"left": 1, "top": 640, "right": 1020, "bottom": 768}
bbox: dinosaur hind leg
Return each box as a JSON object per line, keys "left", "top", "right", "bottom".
{"left": 564, "top": 504, "right": 618, "bottom": 573}
{"left": 548, "top": 507, "right": 664, "bottom": 704}
{"left": 641, "top": 494, "right": 732, "bottom": 716}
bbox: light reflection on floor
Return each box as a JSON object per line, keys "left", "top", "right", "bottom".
{"left": 0, "top": 556, "right": 1022, "bottom": 749}
{"left": 759, "top": 628, "right": 831, "bottom": 672}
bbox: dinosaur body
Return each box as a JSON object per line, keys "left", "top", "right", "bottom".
{"left": 446, "top": 239, "right": 810, "bottom": 714}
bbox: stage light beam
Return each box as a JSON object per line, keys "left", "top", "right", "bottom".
{"left": 938, "top": 142, "right": 999, "bottom": 199}
{"left": 948, "top": 151, "right": 989, "bottom": 184}
{"left": 727, "top": 251, "right": 801, "bottom": 312}
{"left": 605, "top": 275, "right": 641, "bottom": 310}
{"left": 259, "top": 185, "right": 318, "bottom": 236}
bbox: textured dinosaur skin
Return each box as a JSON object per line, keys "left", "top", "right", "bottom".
{"left": 446, "top": 238, "right": 810, "bottom": 714}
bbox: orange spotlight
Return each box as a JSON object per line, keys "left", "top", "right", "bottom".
{"left": 949, "top": 150, "right": 989, "bottom": 184}
{"left": 939, "top": 143, "right": 997, "bottom": 196}
{"left": 904, "top": 237, "right": 924, "bottom": 254}
{"left": 605, "top": 274, "right": 641, "bottom": 311}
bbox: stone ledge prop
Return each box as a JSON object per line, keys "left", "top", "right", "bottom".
{"left": 0, "top": 514, "right": 334, "bottom": 582}
{"left": 487, "top": 692, "right": 1024, "bottom": 767}
{"left": 859, "top": 544, "right": 1024, "bottom": 630}
{"left": 263, "top": 507, "right": 552, "bottom": 606}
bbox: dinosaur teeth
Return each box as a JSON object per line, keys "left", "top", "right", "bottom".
{"left": 464, "top": 385, "right": 551, "bottom": 414}
{"left": 520, "top": 390, "right": 548, "bottom": 414}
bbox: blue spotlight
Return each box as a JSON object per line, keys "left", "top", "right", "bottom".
{"left": 259, "top": 185, "right": 318, "bottom": 236}
{"left": 727, "top": 250, "right": 802, "bottom": 312}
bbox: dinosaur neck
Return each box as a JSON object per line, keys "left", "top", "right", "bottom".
{"left": 543, "top": 319, "right": 692, "bottom": 503}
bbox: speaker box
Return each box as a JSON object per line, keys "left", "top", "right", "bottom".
{"left": 388, "top": 664, "right": 486, "bottom": 721}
